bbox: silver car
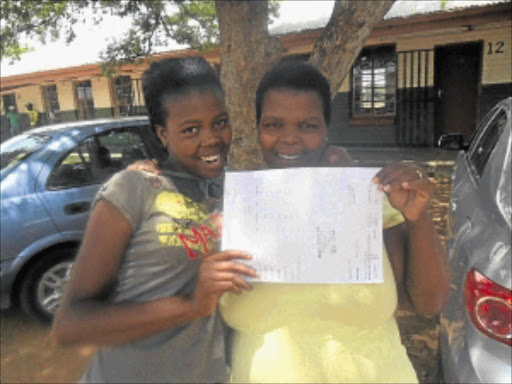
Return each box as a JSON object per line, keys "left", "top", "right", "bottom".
{"left": 1, "top": 117, "right": 163, "bottom": 322}
{"left": 439, "top": 97, "right": 511, "bottom": 383}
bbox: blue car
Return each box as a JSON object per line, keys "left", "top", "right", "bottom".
{"left": 1, "top": 117, "right": 164, "bottom": 322}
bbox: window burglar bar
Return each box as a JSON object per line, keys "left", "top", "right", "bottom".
{"left": 397, "top": 50, "right": 434, "bottom": 146}
{"left": 352, "top": 46, "right": 396, "bottom": 117}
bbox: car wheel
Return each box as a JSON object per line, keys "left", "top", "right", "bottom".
{"left": 19, "top": 248, "right": 75, "bottom": 323}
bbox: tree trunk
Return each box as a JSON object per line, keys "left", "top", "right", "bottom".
{"left": 309, "top": 0, "right": 395, "bottom": 97}
{"left": 216, "top": 0, "right": 395, "bottom": 169}
{"left": 215, "top": 0, "right": 284, "bottom": 170}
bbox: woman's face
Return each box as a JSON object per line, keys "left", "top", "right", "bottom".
{"left": 258, "top": 89, "right": 328, "bottom": 169}
{"left": 156, "top": 89, "right": 232, "bottom": 179}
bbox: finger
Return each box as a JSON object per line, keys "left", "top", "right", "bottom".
{"left": 229, "top": 286, "right": 243, "bottom": 295}
{"left": 375, "top": 165, "right": 426, "bottom": 187}
{"left": 231, "top": 275, "right": 253, "bottom": 291}
{"left": 401, "top": 178, "right": 434, "bottom": 197}
{"left": 374, "top": 163, "right": 423, "bottom": 179}
{"left": 381, "top": 181, "right": 432, "bottom": 204}
{"left": 210, "top": 281, "right": 238, "bottom": 294}
{"left": 212, "top": 278, "right": 250, "bottom": 295}
{"left": 372, "top": 165, "right": 398, "bottom": 184}
{"left": 205, "top": 250, "right": 253, "bottom": 262}
{"left": 143, "top": 160, "right": 162, "bottom": 174}
{"left": 379, "top": 181, "right": 407, "bottom": 193}
{"left": 147, "top": 167, "right": 162, "bottom": 175}
{"left": 374, "top": 169, "right": 410, "bottom": 190}
{"left": 206, "top": 261, "right": 258, "bottom": 278}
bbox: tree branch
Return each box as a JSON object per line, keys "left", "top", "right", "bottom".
{"left": 309, "top": 0, "right": 395, "bottom": 97}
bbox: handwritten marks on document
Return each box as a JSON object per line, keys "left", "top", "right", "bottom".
{"left": 222, "top": 168, "right": 383, "bottom": 284}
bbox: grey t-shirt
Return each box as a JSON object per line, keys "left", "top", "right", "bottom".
{"left": 79, "top": 169, "right": 227, "bottom": 383}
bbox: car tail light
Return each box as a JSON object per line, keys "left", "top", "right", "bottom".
{"left": 465, "top": 268, "right": 512, "bottom": 346}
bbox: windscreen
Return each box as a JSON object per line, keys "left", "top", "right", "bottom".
{"left": 0, "top": 134, "right": 51, "bottom": 171}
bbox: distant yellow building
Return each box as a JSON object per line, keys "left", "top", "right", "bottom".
{"left": 1, "top": 1, "right": 511, "bottom": 146}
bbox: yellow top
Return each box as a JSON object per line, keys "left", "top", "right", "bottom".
{"left": 219, "top": 197, "right": 418, "bottom": 384}
{"left": 27, "top": 110, "right": 38, "bottom": 126}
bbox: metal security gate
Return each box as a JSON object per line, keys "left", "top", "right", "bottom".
{"left": 397, "top": 49, "right": 435, "bottom": 146}
{"left": 130, "top": 78, "right": 147, "bottom": 116}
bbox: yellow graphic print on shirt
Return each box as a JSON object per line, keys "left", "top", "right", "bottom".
{"left": 154, "top": 191, "right": 222, "bottom": 259}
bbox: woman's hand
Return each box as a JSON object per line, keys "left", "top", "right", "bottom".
{"left": 377, "top": 163, "right": 449, "bottom": 316}
{"left": 126, "top": 159, "right": 162, "bottom": 175}
{"left": 373, "top": 164, "right": 433, "bottom": 222}
{"left": 192, "top": 250, "right": 257, "bottom": 317}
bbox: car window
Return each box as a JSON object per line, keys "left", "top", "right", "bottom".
{"left": 47, "top": 127, "right": 150, "bottom": 189}
{"left": 468, "top": 109, "right": 507, "bottom": 178}
{"left": 0, "top": 134, "right": 51, "bottom": 171}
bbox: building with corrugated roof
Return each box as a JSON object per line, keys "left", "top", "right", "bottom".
{"left": 1, "top": 0, "right": 511, "bottom": 146}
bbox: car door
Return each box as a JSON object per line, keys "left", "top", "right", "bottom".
{"left": 449, "top": 106, "right": 506, "bottom": 258}
{"left": 451, "top": 107, "right": 508, "bottom": 266}
{"left": 36, "top": 126, "right": 152, "bottom": 237}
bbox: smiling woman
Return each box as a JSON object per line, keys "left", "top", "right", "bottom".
{"left": 257, "top": 89, "right": 329, "bottom": 167}
{"left": 218, "top": 60, "right": 449, "bottom": 384}
{"left": 50, "top": 57, "right": 256, "bottom": 383}
{"left": 255, "top": 60, "right": 336, "bottom": 169}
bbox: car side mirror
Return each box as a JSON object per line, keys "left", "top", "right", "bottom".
{"left": 438, "top": 134, "right": 467, "bottom": 150}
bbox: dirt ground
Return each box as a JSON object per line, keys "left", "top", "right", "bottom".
{"left": 0, "top": 307, "right": 96, "bottom": 383}
{"left": 0, "top": 165, "right": 453, "bottom": 384}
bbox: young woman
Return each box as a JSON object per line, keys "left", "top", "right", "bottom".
{"left": 128, "top": 60, "right": 450, "bottom": 383}
{"left": 51, "top": 57, "right": 257, "bottom": 383}
{"left": 218, "top": 61, "right": 450, "bottom": 383}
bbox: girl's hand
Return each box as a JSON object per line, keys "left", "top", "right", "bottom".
{"left": 192, "top": 250, "right": 257, "bottom": 317}
{"left": 373, "top": 164, "right": 433, "bottom": 222}
{"left": 126, "top": 159, "right": 162, "bottom": 175}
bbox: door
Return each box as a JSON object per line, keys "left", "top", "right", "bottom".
{"left": 75, "top": 80, "right": 95, "bottom": 120}
{"left": 37, "top": 127, "right": 152, "bottom": 234}
{"left": 435, "top": 42, "right": 481, "bottom": 144}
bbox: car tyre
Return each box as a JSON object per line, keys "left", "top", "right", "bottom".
{"left": 19, "top": 248, "right": 75, "bottom": 323}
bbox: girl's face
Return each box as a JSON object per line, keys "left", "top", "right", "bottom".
{"left": 258, "top": 89, "right": 328, "bottom": 169}
{"left": 156, "top": 89, "right": 232, "bottom": 179}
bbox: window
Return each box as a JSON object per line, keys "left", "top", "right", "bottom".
{"left": 114, "top": 76, "right": 133, "bottom": 116}
{"left": 47, "top": 128, "right": 150, "bottom": 189}
{"left": 352, "top": 46, "right": 396, "bottom": 117}
{"left": 1, "top": 134, "right": 51, "bottom": 171}
{"left": 42, "top": 85, "right": 61, "bottom": 123}
{"left": 75, "top": 80, "right": 95, "bottom": 120}
{"left": 469, "top": 109, "right": 508, "bottom": 177}
{"left": 2, "top": 93, "right": 17, "bottom": 113}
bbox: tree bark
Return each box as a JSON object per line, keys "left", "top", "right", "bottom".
{"left": 309, "top": 0, "right": 395, "bottom": 97}
{"left": 215, "top": 0, "right": 284, "bottom": 170}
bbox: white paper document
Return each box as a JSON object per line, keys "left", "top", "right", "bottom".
{"left": 221, "top": 167, "right": 383, "bottom": 284}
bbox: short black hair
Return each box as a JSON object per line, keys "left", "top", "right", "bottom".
{"left": 255, "top": 61, "right": 331, "bottom": 125}
{"left": 142, "top": 57, "right": 223, "bottom": 133}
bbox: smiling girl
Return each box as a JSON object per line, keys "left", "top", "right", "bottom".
{"left": 51, "top": 57, "right": 256, "bottom": 383}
